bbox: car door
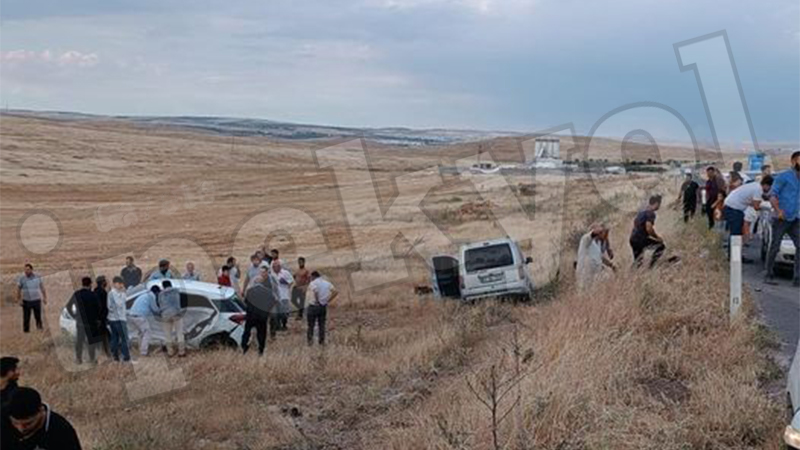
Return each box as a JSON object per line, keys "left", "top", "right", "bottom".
{"left": 181, "top": 293, "right": 218, "bottom": 346}
{"left": 431, "top": 255, "right": 461, "bottom": 299}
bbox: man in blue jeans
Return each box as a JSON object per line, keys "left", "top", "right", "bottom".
{"left": 107, "top": 276, "right": 131, "bottom": 362}
{"left": 723, "top": 175, "right": 773, "bottom": 264}
{"left": 765, "top": 151, "right": 800, "bottom": 286}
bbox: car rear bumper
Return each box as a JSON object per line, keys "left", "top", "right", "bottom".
{"left": 462, "top": 283, "right": 532, "bottom": 301}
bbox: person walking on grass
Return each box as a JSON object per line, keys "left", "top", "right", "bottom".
{"left": 93, "top": 276, "right": 111, "bottom": 358}
{"left": 71, "top": 277, "right": 103, "bottom": 365}
{"left": 271, "top": 259, "right": 294, "bottom": 331}
{"left": 307, "top": 271, "right": 338, "bottom": 346}
{"left": 120, "top": 256, "right": 142, "bottom": 289}
{"left": 182, "top": 261, "right": 201, "bottom": 281}
{"left": 16, "top": 264, "right": 47, "bottom": 333}
{"left": 129, "top": 285, "right": 159, "bottom": 357}
{"left": 292, "top": 257, "right": 311, "bottom": 320}
{"left": 242, "top": 266, "right": 278, "bottom": 356}
{"left": 723, "top": 175, "right": 774, "bottom": 264}
{"left": 677, "top": 172, "right": 700, "bottom": 223}
{"left": 764, "top": 151, "right": 800, "bottom": 286}
{"left": 107, "top": 277, "right": 132, "bottom": 363}
{"left": 6, "top": 387, "right": 82, "bottom": 450}
{"left": 629, "top": 195, "right": 665, "bottom": 269}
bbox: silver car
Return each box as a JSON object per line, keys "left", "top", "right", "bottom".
{"left": 60, "top": 280, "right": 246, "bottom": 350}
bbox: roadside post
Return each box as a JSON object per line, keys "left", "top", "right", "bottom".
{"left": 729, "top": 235, "right": 742, "bottom": 320}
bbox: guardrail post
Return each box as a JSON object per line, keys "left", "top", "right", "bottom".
{"left": 730, "top": 235, "right": 742, "bottom": 320}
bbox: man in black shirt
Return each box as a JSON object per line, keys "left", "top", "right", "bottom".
{"left": 120, "top": 256, "right": 142, "bottom": 288}
{"left": 71, "top": 277, "right": 103, "bottom": 365}
{"left": 1, "top": 356, "right": 21, "bottom": 449}
{"left": 629, "top": 195, "right": 665, "bottom": 269}
{"left": 6, "top": 387, "right": 82, "bottom": 450}
{"left": 678, "top": 173, "right": 700, "bottom": 222}
{"left": 93, "top": 276, "right": 111, "bottom": 357}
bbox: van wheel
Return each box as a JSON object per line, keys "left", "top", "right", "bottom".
{"left": 200, "top": 333, "right": 237, "bottom": 351}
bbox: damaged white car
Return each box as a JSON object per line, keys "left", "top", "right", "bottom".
{"left": 60, "top": 280, "right": 246, "bottom": 350}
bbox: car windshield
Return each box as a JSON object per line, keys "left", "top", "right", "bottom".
{"left": 213, "top": 295, "right": 244, "bottom": 313}
{"left": 464, "top": 243, "right": 514, "bottom": 273}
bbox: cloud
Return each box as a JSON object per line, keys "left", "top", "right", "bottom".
{"left": 1, "top": 49, "right": 99, "bottom": 67}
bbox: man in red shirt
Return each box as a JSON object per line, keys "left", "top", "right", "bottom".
{"left": 217, "top": 265, "right": 232, "bottom": 287}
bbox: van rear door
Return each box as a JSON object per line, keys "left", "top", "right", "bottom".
{"left": 431, "top": 255, "right": 461, "bottom": 299}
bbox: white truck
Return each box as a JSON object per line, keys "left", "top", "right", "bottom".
{"left": 431, "top": 238, "right": 535, "bottom": 301}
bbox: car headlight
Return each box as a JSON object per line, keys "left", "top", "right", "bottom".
{"left": 786, "top": 425, "right": 800, "bottom": 448}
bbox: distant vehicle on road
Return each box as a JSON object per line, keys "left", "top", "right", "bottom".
{"left": 785, "top": 339, "right": 800, "bottom": 449}
{"left": 60, "top": 280, "right": 246, "bottom": 350}
{"left": 432, "top": 238, "right": 534, "bottom": 301}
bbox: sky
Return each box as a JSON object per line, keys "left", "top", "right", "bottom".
{"left": 1, "top": 0, "right": 798, "bottom": 144}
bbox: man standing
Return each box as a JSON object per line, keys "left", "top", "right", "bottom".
{"left": 149, "top": 259, "right": 173, "bottom": 281}
{"left": 677, "top": 173, "right": 700, "bottom": 223}
{"left": 6, "top": 387, "right": 82, "bottom": 450}
{"left": 71, "top": 277, "right": 102, "bottom": 365}
{"left": 16, "top": 264, "right": 47, "bottom": 333}
{"left": 307, "top": 271, "right": 338, "bottom": 346}
{"left": 120, "top": 256, "right": 142, "bottom": 289}
{"left": 217, "top": 265, "right": 232, "bottom": 287}
{"left": 182, "top": 261, "right": 201, "bottom": 281}
{"left": 629, "top": 195, "right": 665, "bottom": 269}
{"left": 292, "top": 257, "right": 311, "bottom": 320}
{"left": 242, "top": 267, "right": 277, "bottom": 356}
{"left": 1, "top": 357, "right": 20, "bottom": 450}
{"left": 732, "top": 161, "right": 751, "bottom": 184}
{"left": 242, "top": 254, "right": 262, "bottom": 291}
{"left": 723, "top": 175, "right": 774, "bottom": 262}
{"left": 704, "top": 166, "right": 727, "bottom": 229}
{"left": 93, "top": 276, "right": 111, "bottom": 358}
{"left": 129, "top": 285, "right": 160, "bottom": 357}
{"left": 271, "top": 260, "right": 294, "bottom": 331}
{"left": 107, "top": 277, "right": 132, "bottom": 363}
{"left": 157, "top": 280, "right": 186, "bottom": 357}
{"left": 765, "top": 151, "right": 800, "bottom": 286}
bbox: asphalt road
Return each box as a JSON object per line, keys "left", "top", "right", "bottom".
{"left": 742, "top": 237, "right": 799, "bottom": 365}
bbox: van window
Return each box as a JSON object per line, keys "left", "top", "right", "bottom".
{"left": 464, "top": 244, "right": 514, "bottom": 273}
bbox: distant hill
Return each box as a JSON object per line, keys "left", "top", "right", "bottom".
{"left": 2, "top": 109, "right": 522, "bottom": 147}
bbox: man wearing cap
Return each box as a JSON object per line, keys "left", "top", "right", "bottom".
{"left": 6, "top": 387, "right": 82, "bottom": 449}
{"left": 16, "top": 264, "right": 47, "bottom": 333}
{"left": 149, "top": 259, "right": 173, "bottom": 281}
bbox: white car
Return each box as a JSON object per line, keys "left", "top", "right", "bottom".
{"left": 785, "top": 341, "right": 800, "bottom": 449}
{"left": 457, "top": 238, "right": 534, "bottom": 301}
{"left": 60, "top": 280, "right": 247, "bottom": 350}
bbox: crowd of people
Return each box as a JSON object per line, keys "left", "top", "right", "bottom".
{"left": 14, "top": 246, "right": 339, "bottom": 366}
{"left": 575, "top": 151, "right": 800, "bottom": 289}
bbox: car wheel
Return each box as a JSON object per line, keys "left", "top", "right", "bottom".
{"left": 200, "top": 333, "right": 237, "bottom": 351}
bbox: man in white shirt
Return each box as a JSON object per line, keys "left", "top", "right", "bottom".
{"left": 306, "top": 271, "right": 338, "bottom": 346}
{"left": 575, "top": 223, "right": 615, "bottom": 291}
{"left": 723, "top": 175, "right": 773, "bottom": 262}
{"left": 270, "top": 259, "right": 294, "bottom": 331}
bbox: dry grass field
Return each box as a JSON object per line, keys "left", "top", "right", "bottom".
{"left": 0, "top": 114, "right": 784, "bottom": 449}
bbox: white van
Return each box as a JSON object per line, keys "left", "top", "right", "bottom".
{"left": 451, "top": 238, "right": 534, "bottom": 301}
